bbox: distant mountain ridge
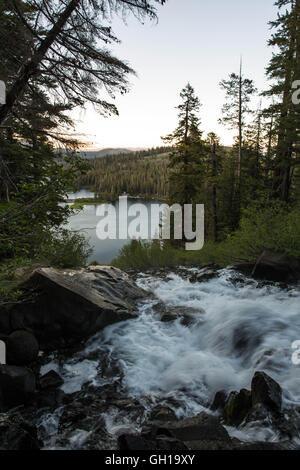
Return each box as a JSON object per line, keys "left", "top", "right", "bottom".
{"left": 78, "top": 148, "right": 138, "bottom": 159}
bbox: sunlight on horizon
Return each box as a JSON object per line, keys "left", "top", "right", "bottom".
{"left": 71, "top": 0, "right": 277, "bottom": 150}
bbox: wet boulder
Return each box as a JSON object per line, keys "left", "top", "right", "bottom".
{"left": 39, "top": 370, "right": 63, "bottom": 390}
{"left": 228, "top": 263, "right": 255, "bottom": 277}
{"left": 148, "top": 406, "right": 178, "bottom": 423}
{"left": 8, "top": 267, "right": 146, "bottom": 349}
{"left": 160, "top": 305, "right": 202, "bottom": 325}
{"left": 243, "top": 402, "right": 276, "bottom": 435}
{"left": 141, "top": 406, "right": 178, "bottom": 438}
{"left": 251, "top": 371, "right": 282, "bottom": 413}
{"left": 223, "top": 389, "right": 252, "bottom": 426}
{"left": 276, "top": 407, "right": 300, "bottom": 440}
{"left": 0, "top": 365, "right": 36, "bottom": 411}
{"left": 230, "top": 250, "right": 300, "bottom": 283}
{"left": 210, "top": 390, "right": 228, "bottom": 412}
{"left": 138, "top": 411, "right": 235, "bottom": 450}
{"left": 6, "top": 330, "right": 39, "bottom": 365}
{"left": 35, "top": 388, "right": 66, "bottom": 409}
{"left": 156, "top": 302, "right": 205, "bottom": 326}
{"left": 0, "top": 413, "right": 40, "bottom": 450}
{"left": 252, "top": 250, "right": 300, "bottom": 283}
{"left": 189, "top": 266, "right": 219, "bottom": 283}
{"left": 153, "top": 411, "right": 230, "bottom": 445}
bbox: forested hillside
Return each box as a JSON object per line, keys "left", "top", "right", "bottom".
{"left": 77, "top": 147, "right": 170, "bottom": 199}
{"left": 78, "top": 148, "right": 135, "bottom": 159}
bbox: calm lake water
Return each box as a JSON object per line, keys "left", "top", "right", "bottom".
{"left": 66, "top": 190, "right": 161, "bottom": 264}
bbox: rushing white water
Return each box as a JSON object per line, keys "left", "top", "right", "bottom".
{"left": 102, "top": 270, "right": 300, "bottom": 411}
{"left": 41, "top": 268, "right": 300, "bottom": 444}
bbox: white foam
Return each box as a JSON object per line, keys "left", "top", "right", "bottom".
{"left": 41, "top": 269, "right": 300, "bottom": 440}
{"left": 103, "top": 270, "right": 300, "bottom": 411}
{"left": 41, "top": 359, "right": 100, "bottom": 394}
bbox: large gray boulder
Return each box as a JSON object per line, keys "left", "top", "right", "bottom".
{"left": 8, "top": 266, "right": 146, "bottom": 349}
{"left": 230, "top": 250, "right": 300, "bottom": 283}
{"left": 252, "top": 250, "right": 300, "bottom": 282}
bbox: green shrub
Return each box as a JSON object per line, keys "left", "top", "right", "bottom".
{"left": 112, "top": 203, "right": 300, "bottom": 270}
{"left": 89, "top": 260, "right": 101, "bottom": 266}
{"left": 112, "top": 239, "right": 207, "bottom": 270}
{"left": 38, "top": 229, "right": 92, "bottom": 268}
{"left": 113, "top": 240, "right": 173, "bottom": 270}
{"left": 0, "top": 258, "right": 37, "bottom": 307}
{"left": 216, "top": 203, "right": 300, "bottom": 265}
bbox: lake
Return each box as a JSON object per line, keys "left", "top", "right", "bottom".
{"left": 66, "top": 190, "right": 161, "bottom": 264}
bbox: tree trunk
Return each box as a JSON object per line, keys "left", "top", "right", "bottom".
{"left": 210, "top": 142, "right": 218, "bottom": 242}
{"left": 238, "top": 59, "right": 243, "bottom": 184}
{"left": 273, "top": 0, "right": 299, "bottom": 202}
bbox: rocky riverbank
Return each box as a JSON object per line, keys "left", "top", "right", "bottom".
{"left": 0, "top": 260, "right": 300, "bottom": 450}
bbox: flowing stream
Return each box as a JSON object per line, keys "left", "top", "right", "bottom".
{"left": 40, "top": 268, "right": 300, "bottom": 447}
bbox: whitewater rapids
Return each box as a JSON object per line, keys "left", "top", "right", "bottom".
{"left": 41, "top": 268, "right": 300, "bottom": 443}
{"left": 42, "top": 268, "right": 300, "bottom": 409}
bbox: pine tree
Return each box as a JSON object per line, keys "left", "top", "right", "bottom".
{"left": 219, "top": 61, "right": 257, "bottom": 185}
{"left": 0, "top": 0, "right": 166, "bottom": 126}
{"left": 206, "top": 132, "right": 220, "bottom": 242}
{"left": 264, "top": 0, "right": 300, "bottom": 202}
{"left": 163, "top": 83, "right": 204, "bottom": 206}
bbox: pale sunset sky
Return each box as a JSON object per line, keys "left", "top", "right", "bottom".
{"left": 73, "top": 0, "right": 278, "bottom": 150}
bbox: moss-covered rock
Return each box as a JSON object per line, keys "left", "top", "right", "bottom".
{"left": 223, "top": 389, "right": 252, "bottom": 426}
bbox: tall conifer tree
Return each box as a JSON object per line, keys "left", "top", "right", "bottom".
{"left": 264, "top": 0, "right": 300, "bottom": 202}
{"left": 219, "top": 62, "right": 257, "bottom": 185}
{"left": 163, "top": 83, "right": 203, "bottom": 206}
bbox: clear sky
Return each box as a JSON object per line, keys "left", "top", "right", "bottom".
{"left": 73, "top": 0, "right": 278, "bottom": 150}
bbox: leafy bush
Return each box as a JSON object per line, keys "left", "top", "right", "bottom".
{"left": 113, "top": 240, "right": 177, "bottom": 270}
{"left": 38, "top": 229, "right": 92, "bottom": 268}
{"left": 89, "top": 260, "right": 101, "bottom": 266}
{"left": 216, "top": 203, "right": 300, "bottom": 264}
{"left": 112, "top": 239, "right": 207, "bottom": 270}
{"left": 0, "top": 258, "right": 37, "bottom": 308}
{"left": 112, "top": 203, "right": 300, "bottom": 270}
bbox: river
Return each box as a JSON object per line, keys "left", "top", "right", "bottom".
{"left": 39, "top": 267, "right": 300, "bottom": 448}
